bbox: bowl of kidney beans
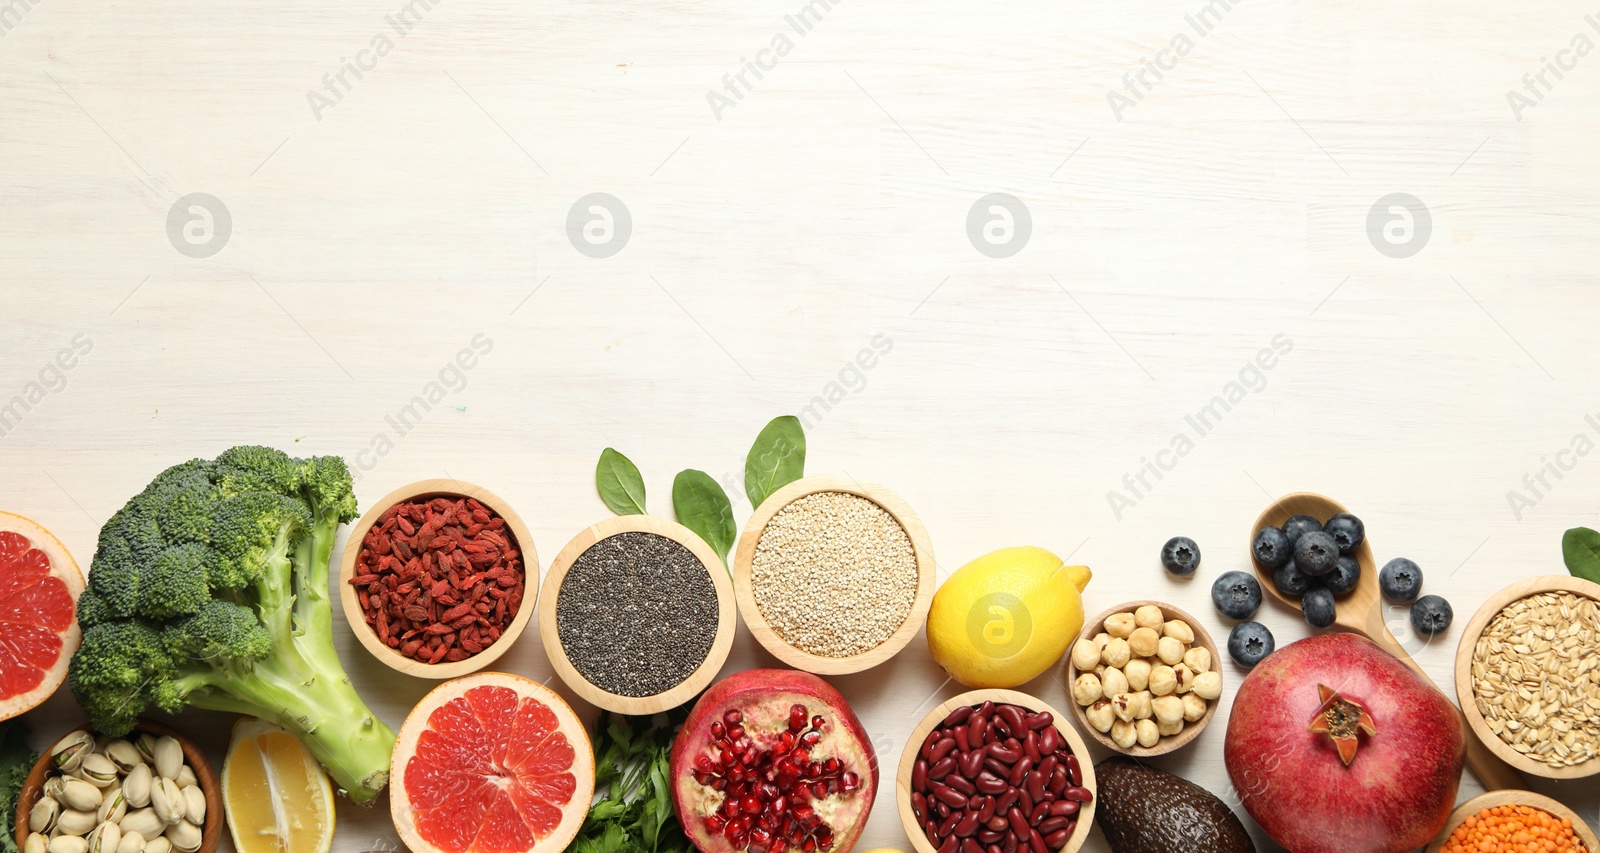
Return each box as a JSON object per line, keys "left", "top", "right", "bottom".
{"left": 897, "top": 690, "right": 1096, "bottom": 853}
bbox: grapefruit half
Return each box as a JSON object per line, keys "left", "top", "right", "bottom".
{"left": 391, "top": 672, "right": 594, "bottom": 853}
{"left": 0, "top": 510, "right": 83, "bottom": 721}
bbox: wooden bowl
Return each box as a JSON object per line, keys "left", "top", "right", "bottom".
{"left": 896, "top": 689, "right": 1097, "bottom": 853}
{"left": 14, "top": 720, "right": 222, "bottom": 853}
{"left": 338, "top": 479, "right": 538, "bottom": 679}
{"left": 537, "top": 514, "right": 738, "bottom": 714}
{"left": 1426, "top": 790, "right": 1600, "bottom": 851}
{"left": 1066, "top": 600, "right": 1220, "bottom": 757}
{"left": 732, "top": 475, "right": 936, "bottom": 675}
{"left": 1454, "top": 575, "right": 1600, "bottom": 780}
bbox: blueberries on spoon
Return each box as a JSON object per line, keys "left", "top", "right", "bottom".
{"left": 1292, "top": 530, "right": 1340, "bottom": 576}
{"left": 1252, "top": 526, "right": 1292, "bottom": 569}
{"left": 1410, "top": 595, "right": 1453, "bottom": 637}
{"left": 1228, "top": 621, "right": 1275, "bottom": 667}
{"left": 1281, "top": 515, "right": 1323, "bottom": 545}
{"left": 1161, "top": 536, "right": 1202, "bottom": 576}
{"left": 1324, "top": 555, "right": 1361, "bottom": 597}
{"left": 1302, "top": 586, "right": 1337, "bottom": 629}
{"left": 1379, "top": 558, "right": 1423, "bottom": 603}
{"left": 1322, "top": 513, "right": 1365, "bottom": 555}
{"left": 1273, "top": 562, "right": 1313, "bottom": 598}
{"left": 1211, "top": 571, "right": 1263, "bottom": 620}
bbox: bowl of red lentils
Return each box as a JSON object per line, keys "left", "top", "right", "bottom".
{"left": 1427, "top": 790, "right": 1597, "bottom": 852}
{"left": 338, "top": 479, "right": 537, "bottom": 679}
{"left": 732, "top": 474, "right": 937, "bottom": 676}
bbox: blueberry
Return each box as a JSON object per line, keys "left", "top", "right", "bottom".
{"left": 1228, "top": 621, "right": 1275, "bottom": 668}
{"left": 1303, "top": 586, "right": 1337, "bottom": 629}
{"left": 1251, "top": 526, "right": 1291, "bottom": 569}
{"left": 1160, "top": 536, "right": 1202, "bottom": 576}
{"left": 1322, "top": 513, "right": 1365, "bottom": 555}
{"left": 1324, "top": 555, "right": 1361, "bottom": 597}
{"left": 1211, "top": 571, "right": 1263, "bottom": 620}
{"left": 1273, "top": 562, "right": 1312, "bottom": 598}
{"left": 1379, "top": 558, "right": 1423, "bottom": 603}
{"left": 1293, "top": 530, "right": 1340, "bottom": 576}
{"left": 1410, "top": 595, "right": 1453, "bottom": 637}
{"left": 1281, "top": 514, "right": 1322, "bottom": 545}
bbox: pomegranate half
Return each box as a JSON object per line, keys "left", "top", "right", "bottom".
{"left": 1224, "top": 633, "right": 1464, "bottom": 853}
{"left": 670, "top": 669, "right": 878, "bottom": 853}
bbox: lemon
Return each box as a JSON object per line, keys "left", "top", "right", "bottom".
{"left": 222, "top": 718, "right": 336, "bottom": 853}
{"left": 927, "top": 546, "right": 1091, "bottom": 688}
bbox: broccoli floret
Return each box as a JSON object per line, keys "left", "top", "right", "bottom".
{"left": 69, "top": 446, "right": 395, "bottom": 804}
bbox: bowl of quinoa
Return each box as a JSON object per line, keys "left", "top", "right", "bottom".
{"left": 733, "top": 474, "right": 936, "bottom": 675}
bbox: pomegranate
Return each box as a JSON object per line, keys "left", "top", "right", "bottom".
{"left": 1224, "top": 633, "right": 1464, "bottom": 853}
{"left": 670, "top": 669, "right": 878, "bottom": 853}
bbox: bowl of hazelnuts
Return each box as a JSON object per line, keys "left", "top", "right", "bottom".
{"left": 1065, "top": 601, "right": 1222, "bottom": 757}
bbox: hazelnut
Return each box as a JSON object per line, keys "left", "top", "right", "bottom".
{"left": 1071, "top": 638, "right": 1101, "bottom": 670}
{"left": 1158, "top": 717, "right": 1184, "bottom": 737}
{"left": 1183, "top": 646, "right": 1212, "bottom": 674}
{"left": 1101, "top": 637, "right": 1131, "bottom": 668}
{"left": 1156, "top": 636, "right": 1185, "bottom": 666}
{"left": 1104, "top": 612, "right": 1137, "bottom": 639}
{"left": 1134, "top": 605, "right": 1165, "bottom": 631}
{"left": 1182, "top": 692, "right": 1208, "bottom": 722}
{"left": 1148, "top": 665, "right": 1177, "bottom": 696}
{"left": 1101, "top": 666, "right": 1129, "bottom": 698}
{"left": 1152, "top": 695, "right": 1185, "bottom": 726}
{"left": 1193, "top": 670, "right": 1223, "bottom": 700}
{"left": 1123, "top": 658, "right": 1152, "bottom": 692}
{"left": 1131, "top": 690, "right": 1154, "bottom": 720}
{"left": 1128, "top": 627, "right": 1160, "bottom": 658}
{"left": 1072, "top": 673, "right": 1103, "bottom": 707}
{"left": 1110, "top": 718, "right": 1139, "bottom": 749}
{"left": 1093, "top": 632, "right": 1112, "bottom": 650}
{"left": 1162, "top": 619, "right": 1195, "bottom": 644}
{"left": 1135, "top": 719, "right": 1160, "bottom": 748}
{"left": 1086, "top": 700, "right": 1115, "bottom": 733}
{"left": 1173, "top": 663, "right": 1196, "bottom": 694}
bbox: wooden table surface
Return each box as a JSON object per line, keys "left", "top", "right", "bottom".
{"left": 3, "top": 0, "right": 1598, "bottom": 849}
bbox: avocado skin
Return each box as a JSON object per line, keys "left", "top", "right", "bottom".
{"left": 1094, "top": 757, "right": 1256, "bottom": 853}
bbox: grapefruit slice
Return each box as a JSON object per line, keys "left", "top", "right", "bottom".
{"left": 0, "top": 510, "right": 83, "bottom": 721}
{"left": 223, "top": 718, "right": 336, "bottom": 853}
{"left": 391, "top": 673, "right": 594, "bottom": 853}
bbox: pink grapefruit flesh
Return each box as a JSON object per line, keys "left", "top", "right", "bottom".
{"left": 0, "top": 511, "right": 83, "bottom": 721}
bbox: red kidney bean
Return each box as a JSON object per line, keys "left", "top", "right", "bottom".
{"left": 1006, "top": 806, "right": 1030, "bottom": 837}
{"left": 953, "top": 725, "right": 970, "bottom": 753}
{"left": 912, "top": 791, "right": 927, "bottom": 821}
{"left": 1007, "top": 756, "right": 1033, "bottom": 788}
{"left": 959, "top": 749, "right": 986, "bottom": 779}
{"left": 1029, "top": 801, "right": 1049, "bottom": 825}
{"left": 1063, "top": 786, "right": 1093, "bottom": 803}
{"left": 934, "top": 785, "right": 969, "bottom": 809}
{"left": 985, "top": 815, "right": 1009, "bottom": 832}
{"left": 962, "top": 839, "right": 984, "bottom": 853}
{"left": 978, "top": 700, "right": 995, "bottom": 715}
{"left": 1026, "top": 711, "right": 1053, "bottom": 730}
{"left": 1003, "top": 836, "right": 1018, "bottom": 853}
{"left": 938, "top": 811, "right": 961, "bottom": 837}
{"left": 936, "top": 800, "right": 951, "bottom": 819}
{"left": 993, "top": 717, "right": 1011, "bottom": 739}
{"left": 929, "top": 756, "right": 957, "bottom": 781}
{"left": 975, "top": 771, "right": 1007, "bottom": 795}
{"left": 914, "top": 759, "right": 929, "bottom": 791}
{"left": 1048, "top": 765, "right": 1067, "bottom": 795}
{"left": 1038, "top": 726, "right": 1060, "bottom": 754}
{"left": 925, "top": 818, "right": 940, "bottom": 840}
{"left": 1020, "top": 788, "right": 1034, "bottom": 815}
{"left": 997, "top": 704, "right": 1025, "bottom": 733}
{"left": 943, "top": 705, "right": 973, "bottom": 727}
{"left": 1064, "top": 753, "right": 1080, "bottom": 783}
{"left": 1023, "top": 730, "right": 1041, "bottom": 764}
{"left": 1026, "top": 773, "right": 1045, "bottom": 804}
{"left": 1043, "top": 828, "right": 1071, "bottom": 848}
{"left": 931, "top": 737, "right": 958, "bottom": 763}
{"left": 1027, "top": 828, "right": 1047, "bottom": 853}
{"left": 937, "top": 837, "right": 958, "bottom": 853}
{"left": 954, "top": 812, "right": 981, "bottom": 837}
{"left": 946, "top": 775, "right": 976, "bottom": 796}
{"left": 1048, "top": 799, "right": 1079, "bottom": 817}
{"left": 987, "top": 844, "right": 1003, "bottom": 853}
{"left": 1036, "top": 755, "right": 1056, "bottom": 782}
{"left": 977, "top": 830, "right": 1003, "bottom": 845}
{"left": 1038, "top": 816, "right": 1069, "bottom": 835}
{"left": 975, "top": 796, "right": 996, "bottom": 822}
{"left": 984, "top": 757, "right": 1009, "bottom": 777}
{"left": 988, "top": 743, "right": 1021, "bottom": 763}
{"left": 922, "top": 730, "right": 942, "bottom": 760}
{"left": 995, "top": 788, "right": 1019, "bottom": 814}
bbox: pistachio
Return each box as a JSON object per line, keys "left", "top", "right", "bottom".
{"left": 122, "top": 766, "right": 152, "bottom": 809}
{"left": 1156, "top": 636, "right": 1185, "bottom": 666}
{"left": 152, "top": 739, "right": 182, "bottom": 783}
{"left": 1183, "top": 646, "right": 1212, "bottom": 674}
{"left": 87, "top": 822, "right": 121, "bottom": 853}
{"left": 97, "top": 789, "right": 127, "bottom": 825}
{"left": 79, "top": 756, "right": 118, "bottom": 788}
{"left": 1193, "top": 670, "right": 1223, "bottom": 701}
{"left": 56, "top": 809, "right": 98, "bottom": 838}
{"left": 150, "top": 780, "right": 184, "bottom": 826}
{"left": 62, "top": 780, "right": 104, "bottom": 813}
{"left": 1071, "top": 673, "right": 1102, "bottom": 707}
{"left": 119, "top": 809, "right": 164, "bottom": 841}
{"left": 1086, "top": 699, "right": 1115, "bottom": 733}
{"left": 48, "top": 837, "right": 87, "bottom": 853}
{"left": 1101, "top": 637, "right": 1131, "bottom": 668}
{"left": 1133, "top": 605, "right": 1165, "bottom": 631}
{"left": 29, "top": 798, "right": 61, "bottom": 835}
{"left": 1134, "top": 718, "right": 1160, "bottom": 748}
{"left": 1181, "top": 692, "right": 1209, "bottom": 722}
{"left": 1069, "top": 638, "right": 1101, "bottom": 671}
{"left": 1104, "top": 612, "right": 1136, "bottom": 639}
{"left": 103, "top": 742, "right": 143, "bottom": 774}
{"left": 51, "top": 732, "right": 96, "bottom": 774}
{"left": 172, "top": 767, "right": 195, "bottom": 791}
{"left": 26, "top": 833, "right": 49, "bottom": 853}
{"left": 164, "top": 823, "right": 200, "bottom": 853}
{"left": 1162, "top": 619, "right": 1195, "bottom": 644}
{"left": 43, "top": 778, "right": 67, "bottom": 802}
{"left": 1110, "top": 718, "right": 1139, "bottom": 749}
{"left": 180, "top": 787, "right": 204, "bottom": 827}
{"left": 133, "top": 736, "right": 158, "bottom": 767}
{"left": 1123, "top": 658, "right": 1151, "bottom": 692}
{"left": 1128, "top": 626, "right": 1160, "bottom": 658}
{"left": 1100, "top": 666, "right": 1129, "bottom": 698}
{"left": 142, "top": 839, "right": 170, "bottom": 853}
{"left": 1152, "top": 694, "right": 1185, "bottom": 726}
{"left": 115, "top": 834, "right": 145, "bottom": 853}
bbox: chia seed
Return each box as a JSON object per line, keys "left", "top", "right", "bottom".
{"left": 555, "top": 531, "right": 719, "bottom": 697}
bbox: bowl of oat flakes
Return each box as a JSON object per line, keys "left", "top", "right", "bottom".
{"left": 1456, "top": 575, "right": 1600, "bottom": 779}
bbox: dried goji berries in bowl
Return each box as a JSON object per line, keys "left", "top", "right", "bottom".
{"left": 338, "top": 479, "right": 538, "bottom": 679}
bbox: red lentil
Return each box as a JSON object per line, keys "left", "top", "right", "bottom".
{"left": 348, "top": 495, "right": 524, "bottom": 664}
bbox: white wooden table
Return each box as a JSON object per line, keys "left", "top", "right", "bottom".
{"left": 3, "top": 0, "right": 1598, "bottom": 849}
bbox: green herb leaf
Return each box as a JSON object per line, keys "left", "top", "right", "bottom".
{"left": 744, "top": 415, "right": 806, "bottom": 509}
{"left": 597, "top": 448, "right": 648, "bottom": 516}
{"left": 1564, "top": 527, "right": 1600, "bottom": 584}
{"left": 673, "top": 469, "right": 736, "bottom": 567}
{"left": 0, "top": 720, "right": 35, "bottom": 853}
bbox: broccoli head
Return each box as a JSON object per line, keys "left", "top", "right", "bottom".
{"left": 69, "top": 446, "right": 395, "bottom": 803}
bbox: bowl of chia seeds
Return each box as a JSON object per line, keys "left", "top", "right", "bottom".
{"left": 537, "top": 515, "right": 738, "bottom": 714}
{"left": 733, "top": 475, "right": 937, "bottom": 675}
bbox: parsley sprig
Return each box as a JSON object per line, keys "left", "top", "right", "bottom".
{"left": 570, "top": 710, "right": 696, "bottom": 853}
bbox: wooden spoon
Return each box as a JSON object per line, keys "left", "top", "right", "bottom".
{"left": 1249, "top": 492, "right": 1524, "bottom": 791}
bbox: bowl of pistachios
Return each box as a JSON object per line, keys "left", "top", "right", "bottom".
{"left": 13, "top": 721, "right": 220, "bottom": 853}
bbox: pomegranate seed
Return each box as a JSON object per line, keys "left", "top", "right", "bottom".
{"left": 706, "top": 814, "right": 726, "bottom": 833}
{"left": 696, "top": 756, "right": 715, "bottom": 773}
{"left": 789, "top": 704, "right": 808, "bottom": 730}
{"left": 841, "top": 772, "right": 860, "bottom": 792}
{"left": 811, "top": 715, "right": 825, "bottom": 729}
{"left": 712, "top": 721, "right": 725, "bottom": 739}
{"left": 724, "top": 709, "right": 743, "bottom": 726}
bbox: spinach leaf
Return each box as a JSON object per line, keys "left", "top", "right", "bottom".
{"left": 596, "top": 448, "right": 648, "bottom": 516}
{"left": 673, "top": 469, "right": 736, "bottom": 566}
{"left": 744, "top": 415, "right": 806, "bottom": 509}
{"left": 1564, "top": 527, "right": 1600, "bottom": 584}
